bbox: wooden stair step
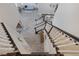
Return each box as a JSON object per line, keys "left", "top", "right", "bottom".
{"left": 54, "top": 35, "right": 68, "bottom": 42}
{"left": 50, "top": 29, "right": 60, "bottom": 38}
{"left": 3, "top": 50, "right": 19, "bottom": 56}
{"left": 6, "top": 51, "right": 20, "bottom": 56}
{"left": 0, "top": 48, "right": 15, "bottom": 52}
{"left": 59, "top": 50, "right": 79, "bottom": 56}
{"left": 0, "top": 48, "right": 16, "bottom": 55}
{"left": 0, "top": 27, "right": 5, "bottom": 31}
{"left": 52, "top": 32, "right": 62, "bottom": 40}
{"left": 0, "top": 27, "right": 6, "bottom": 33}
{"left": 64, "top": 53, "right": 79, "bottom": 56}
{"left": 58, "top": 44, "right": 79, "bottom": 50}
{"left": 0, "top": 44, "right": 13, "bottom": 48}
{"left": 51, "top": 27, "right": 60, "bottom": 33}
{"left": 0, "top": 34, "right": 9, "bottom": 39}
{"left": 57, "top": 43, "right": 75, "bottom": 48}
{"left": 54, "top": 38, "right": 74, "bottom": 45}
{"left": 0, "top": 31, "right": 7, "bottom": 35}
{"left": 0, "top": 31, "right": 6, "bottom": 35}
{"left": 0, "top": 42, "right": 13, "bottom": 47}
{"left": 0, "top": 38, "right": 11, "bottom": 44}
{"left": 59, "top": 50, "right": 79, "bottom": 53}
{"left": 50, "top": 28, "right": 56, "bottom": 35}
{"left": 0, "top": 35, "right": 9, "bottom": 40}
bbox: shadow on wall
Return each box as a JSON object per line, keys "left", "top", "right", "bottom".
{"left": 54, "top": 3, "right": 79, "bottom": 38}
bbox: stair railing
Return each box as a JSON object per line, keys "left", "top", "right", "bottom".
{"left": 1, "top": 22, "right": 21, "bottom": 55}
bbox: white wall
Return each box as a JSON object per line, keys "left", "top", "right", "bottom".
{"left": 54, "top": 3, "right": 79, "bottom": 38}
{"left": 0, "top": 3, "right": 22, "bottom": 30}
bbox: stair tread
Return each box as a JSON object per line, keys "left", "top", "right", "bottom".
{"left": 55, "top": 39, "right": 74, "bottom": 45}
{"left": 0, "top": 38, "right": 11, "bottom": 43}
{"left": 59, "top": 50, "right": 79, "bottom": 53}
{"left": 59, "top": 50, "right": 79, "bottom": 56}
{"left": 64, "top": 54, "right": 79, "bottom": 56}
{"left": 0, "top": 50, "right": 19, "bottom": 55}
{"left": 58, "top": 44, "right": 79, "bottom": 50}
{"left": 54, "top": 36, "right": 67, "bottom": 42}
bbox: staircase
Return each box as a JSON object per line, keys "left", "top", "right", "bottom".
{"left": 2, "top": 19, "right": 79, "bottom": 56}
{"left": 34, "top": 16, "right": 79, "bottom": 56}
{"left": 50, "top": 26, "right": 79, "bottom": 56}
{"left": 0, "top": 3, "right": 79, "bottom": 56}
{"left": 34, "top": 3, "right": 79, "bottom": 56}
{"left": 0, "top": 22, "right": 20, "bottom": 56}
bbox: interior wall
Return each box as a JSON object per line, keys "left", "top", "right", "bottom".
{"left": 0, "top": 3, "right": 21, "bottom": 30}
{"left": 54, "top": 3, "right": 79, "bottom": 38}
